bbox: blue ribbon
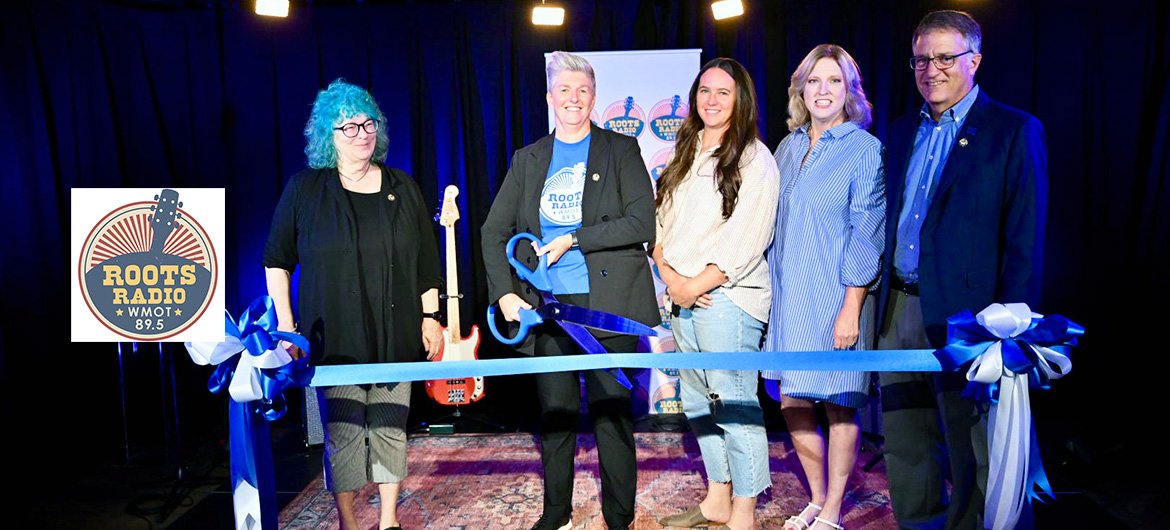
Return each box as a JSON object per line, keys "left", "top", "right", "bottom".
{"left": 189, "top": 296, "right": 311, "bottom": 421}
{"left": 305, "top": 349, "right": 942, "bottom": 387}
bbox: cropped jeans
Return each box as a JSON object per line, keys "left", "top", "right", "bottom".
{"left": 672, "top": 289, "right": 771, "bottom": 498}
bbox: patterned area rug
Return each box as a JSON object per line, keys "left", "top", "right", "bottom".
{"left": 279, "top": 433, "right": 894, "bottom": 529}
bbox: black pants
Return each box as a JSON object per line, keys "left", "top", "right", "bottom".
{"left": 532, "top": 293, "right": 637, "bottom": 528}
{"left": 879, "top": 292, "right": 988, "bottom": 530}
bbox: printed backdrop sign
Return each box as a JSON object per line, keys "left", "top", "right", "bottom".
{"left": 71, "top": 188, "right": 225, "bottom": 342}
{"left": 546, "top": 49, "right": 701, "bottom": 414}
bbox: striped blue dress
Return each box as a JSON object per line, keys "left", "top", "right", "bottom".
{"left": 761, "top": 121, "right": 886, "bottom": 409}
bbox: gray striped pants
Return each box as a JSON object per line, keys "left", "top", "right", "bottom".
{"left": 317, "top": 382, "right": 411, "bottom": 493}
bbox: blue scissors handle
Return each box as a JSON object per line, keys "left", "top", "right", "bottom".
{"left": 486, "top": 305, "right": 545, "bottom": 345}
{"left": 506, "top": 233, "right": 553, "bottom": 292}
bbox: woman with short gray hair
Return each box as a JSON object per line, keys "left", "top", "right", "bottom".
{"left": 482, "top": 50, "right": 658, "bottom": 530}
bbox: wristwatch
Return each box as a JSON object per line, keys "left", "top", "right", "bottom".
{"left": 570, "top": 232, "right": 579, "bottom": 249}
{"left": 421, "top": 311, "right": 442, "bottom": 321}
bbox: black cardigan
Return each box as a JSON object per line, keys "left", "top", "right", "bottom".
{"left": 263, "top": 164, "right": 442, "bottom": 365}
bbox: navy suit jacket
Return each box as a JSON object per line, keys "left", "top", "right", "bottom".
{"left": 877, "top": 90, "right": 1048, "bottom": 347}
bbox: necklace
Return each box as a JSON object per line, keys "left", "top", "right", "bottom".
{"left": 338, "top": 163, "right": 371, "bottom": 183}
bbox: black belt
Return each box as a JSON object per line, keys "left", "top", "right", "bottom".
{"left": 890, "top": 276, "right": 919, "bottom": 296}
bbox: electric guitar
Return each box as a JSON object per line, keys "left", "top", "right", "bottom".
{"left": 425, "top": 185, "right": 485, "bottom": 405}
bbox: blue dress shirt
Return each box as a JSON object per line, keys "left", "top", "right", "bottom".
{"left": 894, "top": 85, "right": 980, "bottom": 281}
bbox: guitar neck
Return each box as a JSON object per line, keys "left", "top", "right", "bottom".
{"left": 444, "top": 223, "right": 461, "bottom": 340}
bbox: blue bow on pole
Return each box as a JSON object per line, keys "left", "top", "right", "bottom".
{"left": 185, "top": 295, "right": 311, "bottom": 530}
{"left": 186, "top": 296, "right": 312, "bottom": 420}
{"left": 934, "top": 303, "right": 1083, "bottom": 530}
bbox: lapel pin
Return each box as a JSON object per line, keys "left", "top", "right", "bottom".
{"left": 958, "top": 138, "right": 969, "bottom": 147}
{"left": 387, "top": 193, "right": 397, "bottom": 201}
{"left": 592, "top": 173, "right": 600, "bottom": 182}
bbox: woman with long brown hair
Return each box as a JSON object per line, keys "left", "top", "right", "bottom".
{"left": 653, "top": 58, "right": 780, "bottom": 530}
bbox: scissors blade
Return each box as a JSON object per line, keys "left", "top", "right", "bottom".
{"left": 556, "top": 321, "right": 633, "bottom": 389}
{"left": 538, "top": 303, "right": 657, "bottom": 336}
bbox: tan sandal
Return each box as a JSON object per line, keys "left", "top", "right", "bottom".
{"left": 782, "top": 502, "right": 823, "bottom": 530}
{"left": 658, "top": 506, "right": 714, "bottom": 528}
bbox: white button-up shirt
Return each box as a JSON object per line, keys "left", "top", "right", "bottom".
{"left": 656, "top": 133, "right": 781, "bottom": 322}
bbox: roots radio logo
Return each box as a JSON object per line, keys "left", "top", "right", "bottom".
{"left": 648, "top": 95, "right": 687, "bottom": 142}
{"left": 602, "top": 97, "right": 645, "bottom": 138}
{"left": 647, "top": 147, "right": 674, "bottom": 182}
{"left": 75, "top": 189, "right": 220, "bottom": 341}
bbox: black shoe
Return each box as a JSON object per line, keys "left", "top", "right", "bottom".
{"left": 529, "top": 514, "right": 572, "bottom": 530}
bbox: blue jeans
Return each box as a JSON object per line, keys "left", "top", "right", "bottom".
{"left": 672, "top": 289, "right": 770, "bottom": 498}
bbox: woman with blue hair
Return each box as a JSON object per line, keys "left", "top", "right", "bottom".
{"left": 263, "top": 79, "right": 443, "bottom": 530}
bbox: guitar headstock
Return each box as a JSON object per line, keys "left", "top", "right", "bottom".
{"left": 438, "top": 185, "right": 460, "bottom": 228}
{"left": 147, "top": 189, "right": 181, "bottom": 254}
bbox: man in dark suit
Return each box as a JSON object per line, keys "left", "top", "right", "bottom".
{"left": 877, "top": 11, "right": 1048, "bottom": 530}
{"left": 481, "top": 51, "right": 659, "bottom": 530}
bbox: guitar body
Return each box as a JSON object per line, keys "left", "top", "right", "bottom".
{"left": 425, "top": 185, "right": 488, "bottom": 406}
{"left": 425, "top": 325, "right": 485, "bottom": 405}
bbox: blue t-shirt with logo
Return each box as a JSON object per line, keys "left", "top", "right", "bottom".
{"left": 540, "top": 135, "right": 590, "bottom": 294}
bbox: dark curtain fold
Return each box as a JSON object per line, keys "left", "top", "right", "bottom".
{"left": 2, "top": 0, "right": 1167, "bottom": 497}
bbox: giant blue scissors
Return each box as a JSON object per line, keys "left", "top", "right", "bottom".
{"left": 487, "top": 233, "right": 657, "bottom": 389}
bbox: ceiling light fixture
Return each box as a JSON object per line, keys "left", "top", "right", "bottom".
{"left": 533, "top": 1, "right": 565, "bottom": 26}
{"left": 256, "top": 0, "right": 289, "bottom": 18}
{"left": 711, "top": 0, "right": 744, "bottom": 20}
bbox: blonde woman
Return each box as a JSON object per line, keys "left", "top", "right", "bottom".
{"left": 763, "top": 45, "right": 885, "bottom": 530}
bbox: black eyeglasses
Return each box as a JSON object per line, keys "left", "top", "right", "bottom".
{"left": 909, "top": 50, "right": 974, "bottom": 71}
{"left": 334, "top": 119, "right": 380, "bottom": 138}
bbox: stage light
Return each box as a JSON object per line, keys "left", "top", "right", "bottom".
{"left": 711, "top": 0, "right": 744, "bottom": 20}
{"left": 256, "top": 0, "right": 289, "bottom": 18}
{"left": 532, "top": 2, "right": 565, "bottom": 26}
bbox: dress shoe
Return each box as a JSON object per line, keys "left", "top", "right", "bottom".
{"left": 529, "top": 513, "right": 572, "bottom": 530}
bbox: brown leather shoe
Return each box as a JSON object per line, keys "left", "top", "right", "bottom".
{"left": 658, "top": 506, "right": 714, "bottom": 527}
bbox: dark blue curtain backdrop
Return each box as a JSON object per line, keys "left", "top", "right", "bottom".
{"left": 2, "top": 0, "right": 1167, "bottom": 495}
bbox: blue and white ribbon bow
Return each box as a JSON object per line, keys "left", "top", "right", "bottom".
{"left": 935, "top": 303, "right": 1083, "bottom": 530}
{"left": 185, "top": 296, "right": 311, "bottom": 530}
{"left": 184, "top": 295, "right": 311, "bottom": 420}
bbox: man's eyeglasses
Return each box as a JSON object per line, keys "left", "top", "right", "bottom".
{"left": 334, "top": 119, "right": 380, "bottom": 138}
{"left": 909, "top": 50, "right": 974, "bottom": 71}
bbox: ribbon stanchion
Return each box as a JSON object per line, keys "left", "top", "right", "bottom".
{"left": 935, "top": 303, "right": 1083, "bottom": 530}
{"left": 186, "top": 296, "right": 312, "bottom": 530}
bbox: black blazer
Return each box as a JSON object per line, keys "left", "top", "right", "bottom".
{"left": 877, "top": 90, "right": 1048, "bottom": 347}
{"left": 481, "top": 124, "right": 660, "bottom": 354}
{"left": 263, "top": 164, "right": 443, "bottom": 364}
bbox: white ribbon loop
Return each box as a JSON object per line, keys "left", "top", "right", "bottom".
{"left": 186, "top": 336, "right": 245, "bottom": 366}
{"left": 967, "top": 340, "right": 1007, "bottom": 384}
{"left": 975, "top": 302, "right": 1038, "bottom": 339}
